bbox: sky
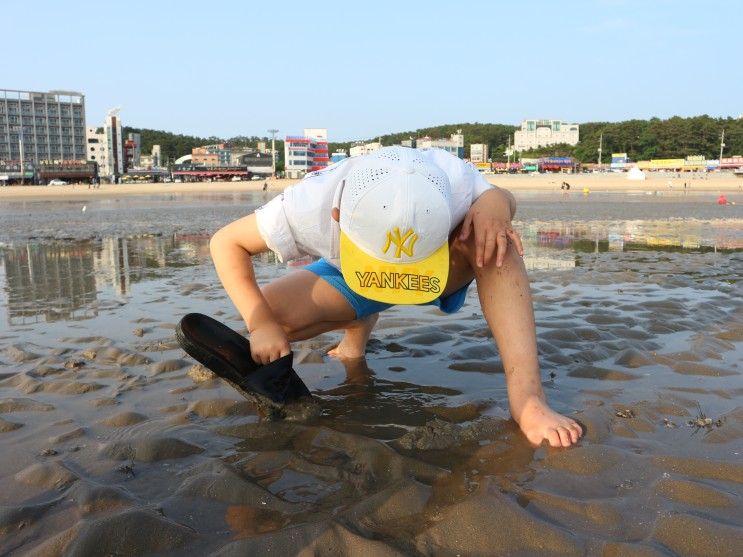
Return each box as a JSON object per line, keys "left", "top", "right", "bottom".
{"left": 3, "top": 0, "right": 740, "bottom": 141}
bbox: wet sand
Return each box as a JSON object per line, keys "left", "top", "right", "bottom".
{"left": 0, "top": 191, "right": 742, "bottom": 555}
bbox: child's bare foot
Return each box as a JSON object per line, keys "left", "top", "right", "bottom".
{"left": 327, "top": 342, "right": 365, "bottom": 359}
{"left": 327, "top": 314, "right": 378, "bottom": 360}
{"left": 514, "top": 397, "right": 583, "bottom": 448}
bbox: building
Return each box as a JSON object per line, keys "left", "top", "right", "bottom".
{"left": 151, "top": 145, "right": 161, "bottom": 168}
{"left": 192, "top": 143, "right": 232, "bottom": 166}
{"left": 105, "top": 109, "right": 124, "bottom": 178}
{"left": 0, "top": 88, "right": 87, "bottom": 182}
{"left": 284, "top": 128, "right": 329, "bottom": 179}
{"left": 513, "top": 119, "right": 579, "bottom": 152}
{"left": 415, "top": 131, "right": 465, "bottom": 158}
{"left": 86, "top": 108, "right": 124, "bottom": 179}
{"left": 470, "top": 143, "right": 489, "bottom": 163}
{"left": 330, "top": 149, "right": 348, "bottom": 163}
{"left": 350, "top": 142, "right": 382, "bottom": 157}
{"left": 86, "top": 127, "right": 108, "bottom": 175}
{"left": 139, "top": 145, "right": 161, "bottom": 169}
{"left": 234, "top": 149, "right": 273, "bottom": 176}
{"left": 123, "top": 132, "right": 141, "bottom": 170}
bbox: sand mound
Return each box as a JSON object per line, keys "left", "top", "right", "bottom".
{"left": 214, "top": 520, "right": 406, "bottom": 557}
{"left": 149, "top": 358, "right": 190, "bottom": 374}
{"left": 175, "top": 465, "right": 301, "bottom": 513}
{"left": 187, "top": 398, "right": 253, "bottom": 418}
{"left": 0, "top": 417, "right": 23, "bottom": 432}
{"left": 63, "top": 509, "right": 198, "bottom": 556}
{"left": 98, "top": 411, "right": 149, "bottom": 427}
{"left": 0, "top": 397, "right": 55, "bottom": 413}
{"left": 415, "top": 491, "right": 580, "bottom": 555}
{"left": 653, "top": 513, "right": 743, "bottom": 557}
{"left": 101, "top": 436, "right": 204, "bottom": 462}
{"left": 14, "top": 461, "right": 78, "bottom": 490}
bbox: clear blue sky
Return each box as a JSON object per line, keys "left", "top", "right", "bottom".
{"left": 3, "top": 0, "right": 740, "bottom": 141}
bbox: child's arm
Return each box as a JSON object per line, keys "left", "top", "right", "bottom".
{"left": 209, "top": 213, "right": 290, "bottom": 365}
{"left": 459, "top": 187, "right": 583, "bottom": 447}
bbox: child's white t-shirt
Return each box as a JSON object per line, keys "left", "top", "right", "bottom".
{"left": 255, "top": 147, "right": 494, "bottom": 267}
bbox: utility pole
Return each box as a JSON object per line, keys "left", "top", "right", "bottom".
{"left": 719, "top": 129, "right": 725, "bottom": 170}
{"left": 267, "top": 128, "right": 279, "bottom": 178}
{"left": 597, "top": 132, "right": 603, "bottom": 167}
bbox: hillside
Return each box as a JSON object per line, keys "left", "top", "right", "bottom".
{"left": 126, "top": 115, "right": 743, "bottom": 165}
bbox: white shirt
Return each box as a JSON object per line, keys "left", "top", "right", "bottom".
{"left": 255, "top": 147, "right": 494, "bottom": 266}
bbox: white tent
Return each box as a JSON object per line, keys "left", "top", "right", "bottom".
{"left": 627, "top": 166, "right": 646, "bottom": 181}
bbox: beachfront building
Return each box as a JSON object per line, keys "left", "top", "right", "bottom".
{"left": 138, "top": 145, "right": 162, "bottom": 169}
{"left": 415, "top": 131, "right": 465, "bottom": 158}
{"left": 192, "top": 143, "right": 232, "bottom": 166}
{"left": 86, "top": 109, "right": 124, "bottom": 180}
{"left": 350, "top": 142, "right": 382, "bottom": 157}
{"left": 86, "top": 127, "right": 109, "bottom": 175}
{"left": 234, "top": 150, "right": 273, "bottom": 176}
{"left": 470, "top": 143, "right": 489, "bottom": 163}
{"left": 0, "top": 88, "right": 87, "bottom": 164}
{"left": 123, "top": 132, "right": 141, "bottom": 171}
{"left": 0, "top": 88, "right": 88, "bottom": 183}
{"left": 331, "top": 150, "right": 348, "bottom": 163}
{"left": 284, "top": 128, "right": 329, "bottom": 179}
{"left": 513, "top": 119, "right": 579, "bottom": 152}
{"left": 105, "top": 109, "right": 124, "bottom": 178}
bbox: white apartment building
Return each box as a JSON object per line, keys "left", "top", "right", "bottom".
{"left": 86, "top": 110, "right": 124, "bottom": 179}
{"left": 470, "top": 143, "right": 489, "bottom": 163}
{"left": 513, "top": 119, "right": 579, "bottom": 152}
{"left": 415, "top": 131, "right": 465, "bottom": 158}
{"left": 350, "top": 142, "right": 382, "bottom": 157}
{"left": 86, "top": 127, "right": 109, "bottom": 175}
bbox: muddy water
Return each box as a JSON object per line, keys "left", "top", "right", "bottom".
{"left": 0, "top": 191, "right": 742, "bottom": 556}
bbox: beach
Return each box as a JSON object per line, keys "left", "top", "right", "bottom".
{"left": 0, "top": 171, "right": 741, "bottom": 202}
{"left": 0, "top": 188, "right": 742, "bottom": 555}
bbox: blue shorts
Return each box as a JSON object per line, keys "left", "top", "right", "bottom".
{"left": 305, "top": 258, "right": 472, "bottom": 319}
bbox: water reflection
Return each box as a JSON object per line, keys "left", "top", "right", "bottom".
{"left": 2, "top": 243, "right": 97, "bottom": 324}
{"left": 0, "top": 218, "right": 740, "bottom": 326}
{"left": 1, "top": 234, "right": 209, "bottom": 325}
{"left": 521, "top": 219, "right": 742, "bottom": 271}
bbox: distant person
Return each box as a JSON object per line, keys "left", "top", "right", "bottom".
{"left": 184, "top": 146, "right": 583, "bottom": 448}
{"left": 263, "top": 181, "right": 268, "bottom": 191}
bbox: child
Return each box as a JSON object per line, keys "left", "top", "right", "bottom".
{"left": 207, "top": 146, "right": 582, "bottom": 448}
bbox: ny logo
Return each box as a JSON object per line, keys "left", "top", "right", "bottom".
{"left": 383, "top": 227, "right": 418, "bottom": 258}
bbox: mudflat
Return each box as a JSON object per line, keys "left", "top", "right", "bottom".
{"left": 0, "top": 189, "right": 741, "bottom": 556}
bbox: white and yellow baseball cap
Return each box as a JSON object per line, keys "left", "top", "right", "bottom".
{"left": 338, "top": 147, "right": 452, "bottom": 304}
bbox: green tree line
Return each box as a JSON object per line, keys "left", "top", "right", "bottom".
{"left": 127, "top": 115, "right": 743, "bottom": 166}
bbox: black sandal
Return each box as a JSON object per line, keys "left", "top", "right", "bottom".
{"left": 175, "top": 313, "right": 311, "bottom": 405}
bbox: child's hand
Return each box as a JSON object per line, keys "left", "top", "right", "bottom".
{"left": 459, "top": 189, "right": 524, "bottom": 268}
{"left": 248, "top": 321, "right": 291, "bottom": 365}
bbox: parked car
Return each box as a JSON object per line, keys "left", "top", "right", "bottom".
{"left": 48, "top": 179, "right": 68, "bottom": 186}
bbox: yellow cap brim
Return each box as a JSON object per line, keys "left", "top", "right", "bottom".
{"left": 340, "top": 231, "right": 449, "bottom": 304}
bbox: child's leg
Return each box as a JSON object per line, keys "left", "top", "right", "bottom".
{"left": 260, "top": 269, "right": 379, "bottom": 360}
{"left": 447, "top": 233, "right": 583, "bottom": 448}
{"left": 327, "top": 313, "right": 379, "bottom": 359}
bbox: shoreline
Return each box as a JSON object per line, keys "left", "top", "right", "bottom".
{"left": 0, "top": 173, "right": 741, "bottom": 201}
